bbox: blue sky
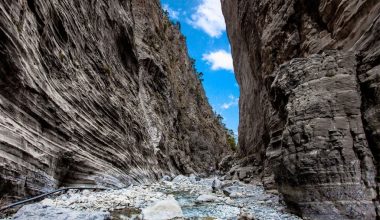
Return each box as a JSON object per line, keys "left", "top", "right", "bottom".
{"left": 160, "top": 0, "right": 240, "bottom": 135}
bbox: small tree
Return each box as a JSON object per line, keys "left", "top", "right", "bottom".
{"left": 196, "top": 72, "right": 204, "bottom": 82}
{"left": 189, "top": 58, "right": 196, "bottom": 70}
{"left": 175, "top": 21, "right": 181, "bottom": 30}
{"left": 216, "top": 113, "right": 225, "bottom": 127}
{"left": 226, "top": 129, "right": 237, "bottom": 151}
{"left": 214, "top": 112, "right": 237, "bottom": 151}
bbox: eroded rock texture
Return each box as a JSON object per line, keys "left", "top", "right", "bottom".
{"left": 0, "top": 0, "right": 230, "bottom": 201}
{"left": 222, "top": 0, "right": 380, "bottom": 219}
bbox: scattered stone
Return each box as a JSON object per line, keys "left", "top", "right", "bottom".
{"left": 212, "top": 178, "right": 222, "bottom": 192}
{"left": 236, "top": 167, "right": 253, "bottom": 180}
{"left": 40, "top": 198, "right": 54, "bottom": 206}
{"left": 172, "top": 175, "right": 188, "bottom": 183}
{"left": 110, "top": 207, "right": 141, "bottom": 220}
{"left": 189, "top": 174, "right": 199, "bottom": 183}
{"left": 230, "top": 192, "right": 243, "bottom": 198}
{"left": 218, "top": 155, "right": 234, "bottom": 172}
{"left": 238, "top": 212, "right": 255, "bottom": 220}
{"left": 13, "top": 204, "right": 110, "bottom": 220}
{"left": 161, "top": 175, "right": 172, "bottom": 181}
{"left": 223, "top": 188, "right": 232, "bottom": 197}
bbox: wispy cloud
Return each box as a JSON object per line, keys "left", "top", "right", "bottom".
{"left": 163, "top": 4, "right": 180, "bottom": 19}
{"left": 188, "top": 0, "right": 226, "bottom": 38}
{"left": 202, "top": 50, "right": 234, "bottom": 72}
{"left": 221, "top": 95, "right": 239, "bottom": 110}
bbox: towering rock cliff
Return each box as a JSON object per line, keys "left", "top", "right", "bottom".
{"left": 222, "top": 0, "right": 380, "bottom": 219}
{"left": 0, "top": 0, "right": 230, "bottom": 202}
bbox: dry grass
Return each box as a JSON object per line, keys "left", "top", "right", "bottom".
{"left": 0, "top": 197, "right": 7, "bottom": 207}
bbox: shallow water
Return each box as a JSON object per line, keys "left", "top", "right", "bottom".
{"left": 110, "top": 207, "right": 141, "bottom": 220}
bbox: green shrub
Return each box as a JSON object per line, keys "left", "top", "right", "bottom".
{"left": 227, "top": 131, "right": 237, "bottom": 151}
{"left": 214, "top": 112, "right": 237, "bottom": 151}
{"left": 196, "top": 72, "right": 204, "bottom": 82}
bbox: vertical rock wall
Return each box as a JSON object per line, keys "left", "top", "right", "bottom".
{"left": 0, "top": 0, "right": 230, "bottom": 201}
{"left": 222, "top": 0, "right": 380, "bottom": 218}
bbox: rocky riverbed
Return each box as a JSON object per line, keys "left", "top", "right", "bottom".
{"left": 2, "top": 175, "right": 301, "bottom": 220}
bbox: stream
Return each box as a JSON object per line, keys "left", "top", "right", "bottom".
{"left": 4, "top": 175, "right": 302, "bottom": 220}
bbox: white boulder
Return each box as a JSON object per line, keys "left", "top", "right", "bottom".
{"left": 142, "top": 197, "right": 183, "bottom": 220}
{"left": 196, "top": 194, "right": 219, "bottom": 203}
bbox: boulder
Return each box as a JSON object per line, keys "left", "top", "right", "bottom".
{"left": 212, "top": 178, "right": 222, "bottom": 192}
{"left": 195, "top": 194, "right": 219, "bottom": 203}
{"left": 142, "top": 198, "right": 183, "bottom": 220}
{"left": 172, "top": 175, "right": 189, "bottom": 183}
{"left": 161, "top": 175, "right": 172, "bottom": 182}
{"left": 236, "top": 167, "right": 253, "bottom": 180}
{"left": 189, "top": 174, "right": 200, "bottom": 183}
{"left": 238, "top": 212, "right": 255, "bottom": 220}
{"left": 218, "top": 154, "right": 234, "bottom": 172}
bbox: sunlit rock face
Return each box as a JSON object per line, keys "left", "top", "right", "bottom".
{"left": 0, "top": 0, "right": 230, "bottom": 200}
{"left": 222, "top": 0, "right": 380, "bottom": 218}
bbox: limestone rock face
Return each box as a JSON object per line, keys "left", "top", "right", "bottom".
{"left": 222, "top": 0, "right": 380, "bottom": 218}
{"left": 0, "top": 0, "right": 230, "bottom": 201}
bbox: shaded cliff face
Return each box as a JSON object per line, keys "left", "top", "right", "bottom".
{"left": 0, "top": 0, "right": 230, "bottom": 201}
{"left": 222, "top": 0, "right": 380, "bottom": 219}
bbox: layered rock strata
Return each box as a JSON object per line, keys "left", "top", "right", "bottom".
{"left": 0, "top": 0, "right": 229, "bottom": 201}
{"left": 222, "top": 0, "right": 380, "bottom": 218}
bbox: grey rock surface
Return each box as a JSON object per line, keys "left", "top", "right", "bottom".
{"left": 222, "top": 0, "right": 380, "bottom": 219}
{"left": 0, "top": 0, "right": 230, "bottom": 201}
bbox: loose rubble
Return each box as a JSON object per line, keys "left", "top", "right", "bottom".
{"left": 12, "top": 204, "right": 109, "bottom": 220}
{"left": 4, "top": 175, "right": 302, "bottom": 220}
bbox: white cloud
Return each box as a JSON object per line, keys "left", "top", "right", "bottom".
{"left": 202, "top": 50, "right": 234, "bottom": 72}
{"left": 188, "top": 0, "right": 226, "bottom": 37}
{"left": 221, "top": 95, "right": 239, "bottom": 110}
{"left": 162, "top": 4, "right": 179, "bottom": 19}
